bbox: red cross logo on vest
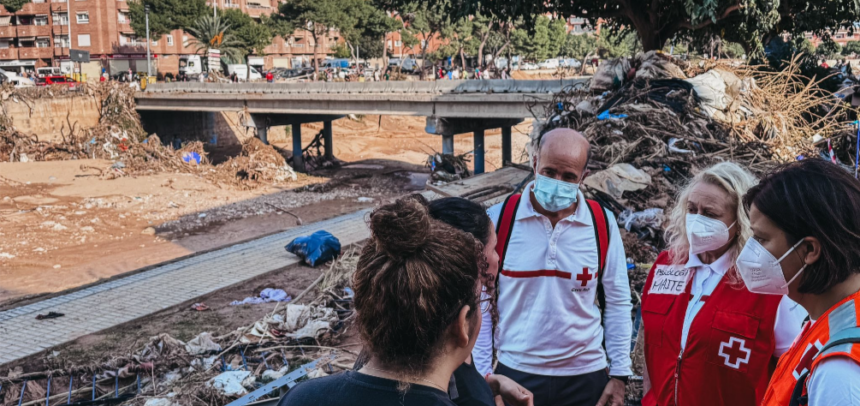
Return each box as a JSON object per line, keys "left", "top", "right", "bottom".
{"left": 792, "top": 340, "right": 825, "bottom": 379}
{"left": 719, "top": 337, "right": 752, "bottom": 369}
{"left": 576, "top": 268, "right": 594, "bottom": 287}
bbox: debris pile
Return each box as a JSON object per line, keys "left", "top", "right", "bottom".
{"left": 213, "top": 138, "right": 298, "bottom": 189}
{"left": 534, "top": 52, "right": 854, "bottom": 257}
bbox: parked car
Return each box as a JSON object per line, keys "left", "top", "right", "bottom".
{"left": 7, "top": 76, "right": 35, "bottom": 88}
{"left": 36, "top": 75, "right": 77, "bottom": 89}
{"left": 521, "top": 62, "right": 538, "bottom": 70}
{"left": 226, "top": 64, "right": 262, "bottom": 81}
{"left": 538, "top": 59, "right": 560, "bottom": 69}
{"left": 560, "top": 58, "right": 582, "bottom": 69}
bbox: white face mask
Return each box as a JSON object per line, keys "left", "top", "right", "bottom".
{"left": 686, "top": 214, "right": 736, "bottom": 255}
{"left": 736, "top": 238, "right": 808, "bottom": 295}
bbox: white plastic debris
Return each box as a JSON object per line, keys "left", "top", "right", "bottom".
{"left": 207, "top": 371, "right": 256, "bottom": 396}
{"left": 261, "top": 366, "right": 290, "bottom": 383}
{"left": 185, "top": 332, "right": 222, "bottom": 355}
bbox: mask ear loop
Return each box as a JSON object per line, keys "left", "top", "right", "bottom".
{"left": 778, "top": 238, "right": 809, "bottom": 289}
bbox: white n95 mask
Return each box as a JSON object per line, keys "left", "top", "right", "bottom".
{"left": 686, "top": 214, "right": 736, "bottom": 254}
{"left": 533, "top": 174, "right": 580, "bottom": 212}
{"left": 736, "top": 238, "right": 807, "bottom": 295}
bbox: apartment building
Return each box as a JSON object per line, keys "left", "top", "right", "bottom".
{"left": 0, "top": 0, "right": 334, "bottom": 78}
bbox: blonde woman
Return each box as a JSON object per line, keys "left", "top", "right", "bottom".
{"left": 639, "top": 162, "right": 806, "bottom": 406}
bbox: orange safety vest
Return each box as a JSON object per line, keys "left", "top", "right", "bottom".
{"left": 761, "top": 289, "right": 860, "bottom": 405}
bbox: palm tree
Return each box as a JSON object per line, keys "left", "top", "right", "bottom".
{"left": 185, "top": 15, "right": 244, "bottom": 65}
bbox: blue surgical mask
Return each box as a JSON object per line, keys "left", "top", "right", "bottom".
{"left": 533, "top": 174, "right": 580, "bottom": 212}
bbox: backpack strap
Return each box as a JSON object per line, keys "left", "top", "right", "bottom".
{"left": 790, "top": 327, "right": 860, "bottom": 406}
{"left": 585, "top": 199, "right": 611, "bottom": 315}
{"left": 495, "top": 193, "right": 522, "bottom": 268}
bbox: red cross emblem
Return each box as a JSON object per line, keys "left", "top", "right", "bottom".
{"left": 793, "top": 340, "right": 825, "bottom": 379}
{"left": 576, "top": 268, "right": 594, "bottom": 287}
{"left": 718, "top": 337, "right": 751, "bottom": 369}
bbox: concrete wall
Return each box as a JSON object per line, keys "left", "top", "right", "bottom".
{"left": 138, "top": 110, "right": 290, "bottom": 147}
{"left": 6, "top": 95, "right": 101, "bottom": 143}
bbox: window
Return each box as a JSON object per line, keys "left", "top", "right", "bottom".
{"left": 293, "top": 43, "right": 304, "bottom": 48}
{"left": 34, "top": 0, "right": 46, "bottom": 3}
{"left": 53, "top": 35, "right": 69, "bottom": 47}
{"left": 0, "top": 16, "right": 10, "bottom": 26}
{"left": 0, "top": 40, "right": 10, "bottom": 49}
{"left": 395, "top": 40, "right": 402, "bottom": 47}
{"left": 420, "top": 40, "right": 426, "bottom": 47}
{"left": 52, "top": 13, "right": 68, "bottom": 25}
{"left": 18, "top": 38, "right": 35, "bottom": 48}
{"left": 837, "top": 33, "right": 846, "bottom": 39}
{"left": 35, "top": 15, "right": 48, "bottom": 26}
{"left": 387, "top": 40, "right": 392, "bottom": 48}
{"left": 182, "top": 35, "right": 188, "bottom": 45}
{"left": 76, "top": 12, "right": 89, "bottom": 24}
{"left": 36, "top": 37, "right": 49, "bottom": 47}
{"left": 18, "top": 16, "right": 33, "bottom": 25}
{"left": 151, "top": 39, "right": 157, "bottom": 45}
{"left": 117, "top": 11, "right": 128, "bottom": 23}
{"left": 166, "top": 35, "right": 173, "bottom": 45}
{"left": 77, "top": 33, "right": 90, "bottom": 46}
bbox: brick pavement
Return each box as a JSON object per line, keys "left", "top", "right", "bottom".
{"left": 0, "top": 209, "right": 371, "bottom": 366}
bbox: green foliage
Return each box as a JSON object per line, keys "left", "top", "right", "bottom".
{"left": 0, "top": 0, "right": 29, "bottom": 13}
{"left": 382, "top": 0, "right": 860, "bottom": 57}
{"left": 513, "top": 15, "right": 550, "bottom": 61}
{"left": 547, "top": 18, "right": 568, "bottom": 59}
{"left": 129, "top": 0, "right": 208, "bottom": 39}
{"left": 357, "top": 35, "right": 386, "bottom": 59}
{"left": 185, "top": 15, "right": 244, "bottom": 64}
{"left": 597, "top": 30, "right": 639, "bottom": 58}
{"left": 843, "top": 41, "right": 860, "bottom": 56}
{"left": 816, "top": 40, "right": 843, "bottom": 60}
{"left": 561, "top": 34, "right": 597, "bottom": 59}
{"left": 723, "top": 42, "right": 745, "bottom": 59}
{"left": 331, "top": 43, "right": 352, "bottom": 58}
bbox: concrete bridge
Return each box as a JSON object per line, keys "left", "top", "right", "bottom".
{"left": 135, "top": 79, "right": 586, "bottom": 173}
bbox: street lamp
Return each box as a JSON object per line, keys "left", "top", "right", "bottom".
{"left": 145, "top": 5, "right": 151, "bottom": 77}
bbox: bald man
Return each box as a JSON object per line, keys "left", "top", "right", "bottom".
{"left": 474, "top": 129, "right": 633, "bottom": 406}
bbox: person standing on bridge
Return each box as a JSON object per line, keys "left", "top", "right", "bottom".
{"left": 473, "top": 128, "right": 633, "bottom": 406}
{"left": 639, "top": 162, "right": 806, "bottom": 406}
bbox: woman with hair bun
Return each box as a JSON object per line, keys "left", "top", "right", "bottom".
{"left": 279, "top": 196, "right": 489, "bottom": 406}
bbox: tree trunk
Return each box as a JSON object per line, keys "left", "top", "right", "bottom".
{"left": 477, "top": 35, "right": 488, "bottom": 68}
{"left": 636, "top": 25, "right": 666, "bottom": 52}
{"left": 312, "top": 28, "right": 320, "bottom": 81}
{"left": 382, "top": 34, "right": 388, "bottom": 68}
{"left": 459, "top": 47, "right": 466, "bottom": 71}
{"left": 246, "top": 54, "right": 251, "bottom": 81}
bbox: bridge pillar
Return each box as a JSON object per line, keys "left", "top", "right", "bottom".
{"left": 473, "top": 129, "right": 485, "bottom": 175}
{"left": 258, "top": 126, "right": 269, "bottom": 145}
{"left": 292, "top": 124, "right": 304, "bottom": 172}
{"left": 442, "top": 135, "right": 454, "bottom": 155}
{"left": 323, "top": 120, "right": 333, "bottom": 160}
{"left": 501, "top": 126, "right": 512, "bottom": 166}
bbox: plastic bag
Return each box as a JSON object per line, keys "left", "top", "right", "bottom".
{"left": 285, "top": 230, "right": 341, "bottom": 267}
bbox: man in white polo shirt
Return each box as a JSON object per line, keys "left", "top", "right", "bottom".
{"left": 474, "top": 128, "right": 632, "bottom": 406}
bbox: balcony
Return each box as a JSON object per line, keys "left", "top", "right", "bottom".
{"left": 245, "top": 4, "right": 271, "bottom": 18}
{"left": 17, "top": 25, "right": 51, "bottom": 37}
{"left": 17, "top": 2, "right": 51, "bottom": 14}
{"left": 0, "top": 25, "right": 15, "bottom": 37}
{"left": 52, "top": 24, "right": 68, "bottom": 35}
{"left": 18, "top": 47, "right": 52, "bottom": 59}
{"left": 118, "top": 22, "right": 132, "bottom": 32}
{"left": 0, "top": 48, "right": 17, "bottom": 59}
{"left": 49, "top": 1, "right": 67, "bottom": 11}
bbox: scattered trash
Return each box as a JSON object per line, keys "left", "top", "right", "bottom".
{"left": 356, "top": 197, "right": 373, "bottom": 203}
{"left": 583, "top": 164, "right": 652, "bottom": 201}
{"left": 191, "top": 302, "right": 209, "bottom": 311}
{"left": 261, "top": 366, "right": 290, "bottom": 383}
{"left": 428, "top": 153, "right": 470, "bottom": 183}
{"left": 206, "top": 371, "right": 255, "bottom": 396}
{"left": 35, "top": 311, "right": 65, "bottom": 320}
{"left": 239, "top": 303, "right": 338, "bottom": 343}
{"left": 285, "top": 230, "right": 342, "bottom": 267}
{"left": 230, "top": 288, "right": 292, "bottom": 306}
{"left": 619, "top": 208, "right": 665, "bottom": 239}
{"left": 181, "top": 151, "right": 202, "bottom": 165}
{"left": 142, "top": 227, "right": 157, "bottom": 235}
{"left": 596, "top": 111, "right": 628, "bottom": 121}
{"left": 185, "top": 332, "right": 222, "bottom": 355}
{"left": 0, "top": 252, "right": 14, "bottom": 259}
{"left": 667, "top": 137, "right": 694, "bottom": 154}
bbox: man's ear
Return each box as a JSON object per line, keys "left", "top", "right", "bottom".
{"left": 532, "top": 154, "right": 538, "bottom": 174}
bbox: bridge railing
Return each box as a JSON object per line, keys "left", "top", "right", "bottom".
{"left": 142, "top": 79, "right": 588, "bottom": 95}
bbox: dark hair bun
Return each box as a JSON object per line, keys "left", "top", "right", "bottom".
{"left": 370, "top": 197, "right": 430, "bottom": 256}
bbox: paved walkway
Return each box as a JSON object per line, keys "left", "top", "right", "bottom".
{"left": 0, "top": 166, "right": 531, "bottom": 366}
{"left": 0, "top": 209, "right": 370, "bottom": 365}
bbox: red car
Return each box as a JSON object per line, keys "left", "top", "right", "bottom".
{"left": 35, "top": 75, "right": 77, "bottom": 89}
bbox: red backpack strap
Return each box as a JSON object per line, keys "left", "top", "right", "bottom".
{"left": 495, "top": 193, "right": 522, "bottom": 268}
{"left": 586, "top": 199, "right": 611, "bottom": 315}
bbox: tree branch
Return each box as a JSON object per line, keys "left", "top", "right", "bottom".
{"left": 678, "top": 4, "right": 740, "bottom": 30}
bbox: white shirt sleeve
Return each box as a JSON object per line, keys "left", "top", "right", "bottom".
{"left": 472, "top": 203, "right": 504, "bottom": 376}
{"left": 472, "top": 291, "right": 495, "bottom": 376}
{"left": 601, "top": 209, "right": 634, "bottom": 376}
{"left": 808, "top": 357, "right": 860, "bottom": 405}
{"left": 773, "top": 296, "right": 808, "bottom": 357}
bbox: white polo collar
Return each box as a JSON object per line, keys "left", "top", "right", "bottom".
{"left": 684, "top": 249, "right": 735, "bottom": 276}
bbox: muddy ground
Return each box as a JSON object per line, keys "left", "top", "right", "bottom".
{"left": 0, "top": 115, "right": 533, "bottom": 306}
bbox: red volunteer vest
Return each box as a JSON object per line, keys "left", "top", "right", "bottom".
{"left": 641, "top": 251, "right": 782, "bottom": 406}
